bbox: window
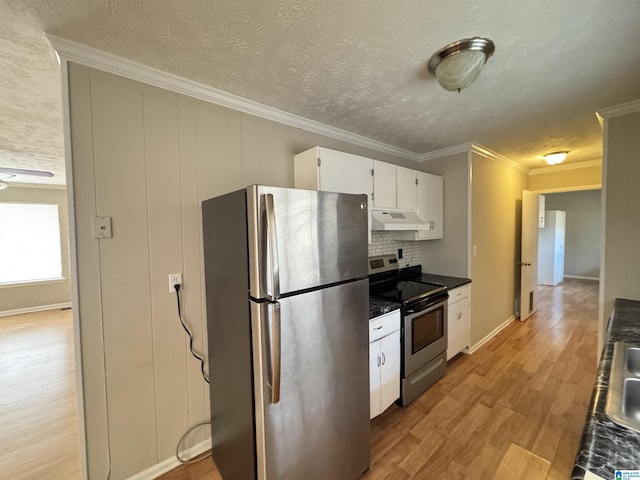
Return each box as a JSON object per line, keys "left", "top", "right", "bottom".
{"left": 0, "top": 203, "right": 63, "bottom": 284}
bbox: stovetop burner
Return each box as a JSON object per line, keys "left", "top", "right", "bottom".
{"left": 368, "top": 254, "right": 447, "bottom": 306}
{"left": 370, "top": 279, "right": 446, "bottom": 305}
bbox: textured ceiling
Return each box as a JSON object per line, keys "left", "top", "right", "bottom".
{"left": 2, "top": 0, "right": 640, "bottom": 185}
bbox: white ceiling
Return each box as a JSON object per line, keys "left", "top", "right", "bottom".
{"left": 2, "top": 0, "right": 640, "bottom": 186}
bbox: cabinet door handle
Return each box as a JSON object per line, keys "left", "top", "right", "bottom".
{"left": 373, "top": 325, "right": 383, "bottom": 330}
{"left": 457, "top": 312, "right": 462, "bottom": 320}
{"left": 377, "top": 354, "right": 381, "bottom": 367}
{"left": 381, "top": 352, "right": 386, "bottom": 365}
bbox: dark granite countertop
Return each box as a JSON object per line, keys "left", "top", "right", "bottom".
{"left": 369, "top": 296, "right": 401, "bottom": 320}
{"left": 572, "top": 298, "right": 640, "bottom": 480}
{"left": 417, "top": 273, "right": 471, "bottom": 290}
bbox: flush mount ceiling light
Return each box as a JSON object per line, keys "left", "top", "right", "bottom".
{"left": 428, "top": 37, "right": 495, "bottom": 92}
{"left": 544, "top": 151, "right": 569, "bottom": 165}
{"left": 0, "top": 180, "right": 8, "bottom": 190}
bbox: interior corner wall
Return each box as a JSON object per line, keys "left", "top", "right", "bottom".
{"left": 0, "top": 186, "right": 71, "bottom": 313}
{"left": 66, "top": 62, "right": 411, "bottom": 479}
{"left": 527, "top": 165, "right": 602, "bottom": 191}
{"left": 544, "top": 190, "right": 601, "bottom": 279}
{"left": 470, "top": 151, "right": 528, "bottom": 347}
{"left": 418, "top": 151, "right": 470, "bottom": 278}
{"left": 602, "top": 110, "right": 640, "bottom": 352}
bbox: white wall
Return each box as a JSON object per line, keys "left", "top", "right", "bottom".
{"left": 66, "top": 63, "right": 413, "bottom": 479}
{"left": 0, "top": 186, "right": 71, "bottom": 313}
{"left": 544, "top": 189, "right": 601, "bottom": 279}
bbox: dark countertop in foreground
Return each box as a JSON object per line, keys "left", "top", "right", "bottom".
{"left": 369, "top": 296, "right": 401, "bottom": 320}
{"left": 572, "top": 298, "right": 640, "bottom": 479}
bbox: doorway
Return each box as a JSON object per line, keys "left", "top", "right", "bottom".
{"left": 537, "top": 189, "right": 602, "bottom": 286}
{"left": 0, "top": 185, "right": 80, "bottom": 479}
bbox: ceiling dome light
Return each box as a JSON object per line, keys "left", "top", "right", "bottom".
{"left": 0, "top": 181, "right": 8, "bottom": 190}
{"left": 544, "top": 151, "right": 569, "bottom": 165}
{"left": 428, "top": 37, "right": 495, "bottom": 92}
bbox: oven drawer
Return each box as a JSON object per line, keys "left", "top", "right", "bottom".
{"left": 369, "top": 309, "right": 400, "bottom": 342}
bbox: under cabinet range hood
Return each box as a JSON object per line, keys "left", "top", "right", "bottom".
{"left": 371, "top": 210, "right": 430, "bottom": 231}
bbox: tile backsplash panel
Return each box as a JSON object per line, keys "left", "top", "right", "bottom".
{"left": 368, "top": 231, "right": 420, "bottom": 267}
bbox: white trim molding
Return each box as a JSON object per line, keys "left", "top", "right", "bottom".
{"left": 467, "top": 315, "right": 516, "bottom": 354}
{"left": 564, "top": 275, "right": 600, "bottom": 281}
{"left": 419, "top": 142, "right": 475, "bottom": 162}
{"left": 2, "top": 182, "right": 67, "bottom": 190}
{"left": 597, "top": 98, "right": 640, "bottom": 119}
{"left": 419, "top": 143, "right": 529, "bottom": 174}
{"left": 47, "top": 35, "right": 420, "bottom": 162}
{"left": 0, "top": 302, "right": 72, "bottom": 317}
{"left": 470, "top": 144, "right": 529, "bottom": 174}
{"left": 531, "top": 184, "right": 601, "bottom": 194}
{"left": 124, "top": 440, "right": 210, "bottom": 480}
{"left": 528, "top": 159, "right": 602, "bottom": 176}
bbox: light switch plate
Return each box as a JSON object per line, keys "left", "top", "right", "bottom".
{"left": 92, "top": 216, "right": 112, "bottom": 239}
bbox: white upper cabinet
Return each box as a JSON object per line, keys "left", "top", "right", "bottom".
{"left": 372, "top": 161, "right": 397, "bottom": 209}
{"left": 418, "top": 172, "right": 443, "bottom": 239}
{"left": 372, "top": 163, "right": 418, "bottom": 211}
{"left": 396, "top": 167, "right": 418, "bottom": 211}
{"left": 390, "top": 171, "right": 443, "bottom": 241}
{"left": 294, "top": 147, "right": 373, "bottom": 242}
{"left": 296, "top": 146, "right": 444, "bottom": 241}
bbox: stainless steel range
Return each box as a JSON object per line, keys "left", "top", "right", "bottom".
{"left": 369, "top": 254, "right": 449, "bottom": 406}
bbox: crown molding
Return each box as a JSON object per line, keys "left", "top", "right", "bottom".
{"left": 48, "top": 35, "right": 420, "bottom": 162}
{"left": 528, "top": 159, "right": 602, "bottom": 176}
{"left": 470, "top": 144, "right": 529, "bottom": 173}
{"left": 597, "top": 98, "right": 640, "bottom": 119}
{"left": 531, "top": 184, "right": 601, "bottom": 194}
{"left": 418, "top": 143, "right": 474, "bottom": 162}
{"left": 419, "top": 142, "right": 528, "bottom": 173}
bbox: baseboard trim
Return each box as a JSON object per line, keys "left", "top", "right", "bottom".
{"left": 0, "top": 302, "right": 72, "bottom": 317}
{"left": 564, "top": 275, "right": 600, "bottom": 281}
{"left": 467, "top": 315, "right": 516, "bottom": 354}
{"left": 125, "top": 439, "right": 211, "bottom": 480}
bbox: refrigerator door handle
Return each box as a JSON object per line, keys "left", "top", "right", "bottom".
{"left": 269, "top": 301, "right": 281, "bottom": 403}
{"left": 264, "top": 193, "right": 281, "bottom": 300}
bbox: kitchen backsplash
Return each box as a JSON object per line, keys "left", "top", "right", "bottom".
{"left": 368, "top": 232, "right": 420, "bottom": 267}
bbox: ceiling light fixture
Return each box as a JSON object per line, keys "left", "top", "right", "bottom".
{"left": 0, "top": 181, "right": 8, "bottom": 190}
{"left": 428, "top": 37, "right": 495, "bottom": 93}
{"left": 543, "top": 151, "right": 569, "bottom": 165}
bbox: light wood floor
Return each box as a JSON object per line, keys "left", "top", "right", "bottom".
{"left": 159, "top": 278, "right": 599, "bottom": 480}
{"left": 0, "top": 308, "right": 80, "bottom": 480}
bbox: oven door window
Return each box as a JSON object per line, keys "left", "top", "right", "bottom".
{"left": 411, "top": 307, "right": 444, "bottom": 354}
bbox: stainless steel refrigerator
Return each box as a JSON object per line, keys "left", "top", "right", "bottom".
{"left": 202, "top": 185, "right": 370, "bottom": 480}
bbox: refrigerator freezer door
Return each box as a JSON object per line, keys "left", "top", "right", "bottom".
{"left": 247, "top": 185, "right": 368, "bottom": 299}
{"left": 252, "top": 279, "right": 370, "bottom": 480}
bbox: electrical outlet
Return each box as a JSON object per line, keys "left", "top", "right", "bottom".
{"left": 169, "top": 273, "right": 182, "bottom": 292}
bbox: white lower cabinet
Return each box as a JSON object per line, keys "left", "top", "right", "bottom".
{"left": 447, "top": 284, "right": 471, "bottom": 361}
{"left": 369, "top": 310, "right": 400, "bottom": 419}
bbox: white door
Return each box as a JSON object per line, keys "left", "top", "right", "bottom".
{"left": 520, "top": 190, "right": 539, "bottom": 321}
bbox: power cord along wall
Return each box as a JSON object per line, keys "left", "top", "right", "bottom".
{"left": 173, "top": 282, "right": 212, "bottom": 465}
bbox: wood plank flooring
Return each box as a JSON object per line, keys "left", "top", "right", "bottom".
{"left": 159, "top": 278, "right": 599, "bottom": 480}
{"left": 0, "top": 308, "right": 80, "bottom": 480}
{"left": 1, "top": 279, "right": 597, "bottom": 479}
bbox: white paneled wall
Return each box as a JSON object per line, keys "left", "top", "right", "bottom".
{"left": 67, "top": 63, "right": 411, "bottom": 479}
{"left": 368, "top": 231, "right": 420, "bottom": 267}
